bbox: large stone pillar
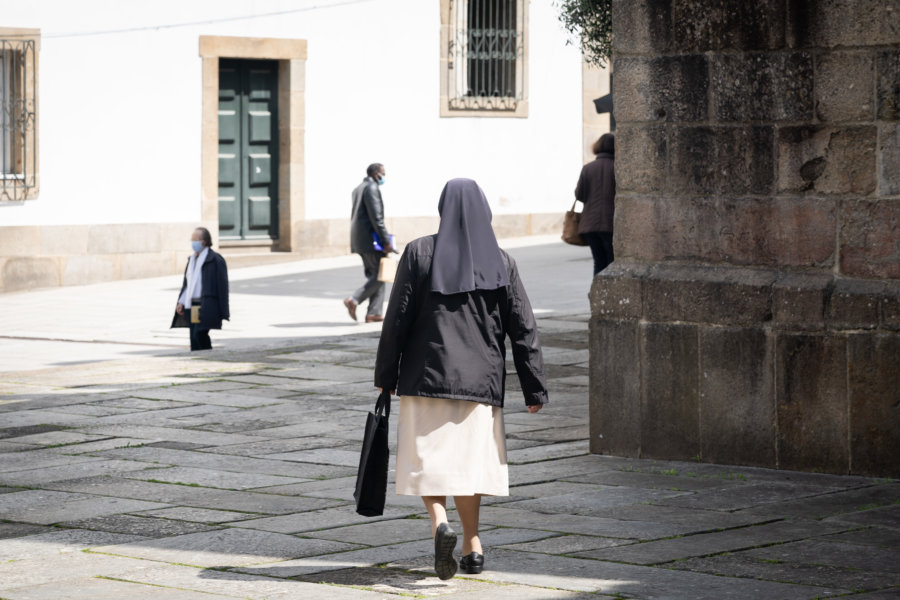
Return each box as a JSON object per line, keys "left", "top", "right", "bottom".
{"left": 590, "top": 0, "right": 900, "bottom": 476}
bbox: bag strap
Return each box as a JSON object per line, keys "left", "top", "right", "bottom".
{"left": 375, "top": 389, "right": 391, "bottom": 418}
{"left": 570, "top": 199, "right": 579, "bottom": 211}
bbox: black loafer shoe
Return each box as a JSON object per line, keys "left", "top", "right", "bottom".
{"left": 434, "top": 522, "right": 458, "bottom": 580}
{"left": 459, "top": 552, "right": 484, "bottom": 574}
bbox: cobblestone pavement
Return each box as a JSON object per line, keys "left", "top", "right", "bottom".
{"left": 1, "top": 244, "right": 899, "bottom": 599}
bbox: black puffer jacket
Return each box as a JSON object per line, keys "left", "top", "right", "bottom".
{"left": 374, "top": 235, "right": 548, "bottom": 407}
{"left": 350, "top": 177, "right": 390, "bottom": 254}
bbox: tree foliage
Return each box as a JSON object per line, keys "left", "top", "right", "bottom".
{"left": 555, "top": 0, "right": 613, "bottom": 67}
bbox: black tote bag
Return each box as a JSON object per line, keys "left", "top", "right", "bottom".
{"left": 354, "top": 389, "right": 391, "bottom": 517}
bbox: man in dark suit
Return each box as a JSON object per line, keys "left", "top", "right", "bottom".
{"left": 344, "top": 163, "right": 393, "bottom": 323}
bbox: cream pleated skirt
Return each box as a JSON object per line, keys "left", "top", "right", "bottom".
{"left": 396, "top": 395, "right": 509, "bottom": 497}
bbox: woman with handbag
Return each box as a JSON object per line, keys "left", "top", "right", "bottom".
{"left": 170, "top": 227, "right": 230, "bottom": 351}
{"left": 375, "top": 178, "right": 548, "bottom": 580}
{"left": 574, "top": 133, "right": 616, "bottom": 275}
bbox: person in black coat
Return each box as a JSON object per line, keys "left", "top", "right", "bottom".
{"left": 375, "top": 178, "right": 547, "bottom": 580}
{"left": 171, "top": 227, "right": 230, "bottom": 351}
{"left": 575, "top": 133, "right": 616, "bottom": 275}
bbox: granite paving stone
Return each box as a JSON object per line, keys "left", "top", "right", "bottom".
{"left": 0, "top": 489, "right": 168, "bottom": 525}
{"left": 822, "top": 527, "right": 900, "bottom": 547}
{"left": 5, "top": 431, "right": 107, "bottom": 446}
{"left": 305, "top": 517, "right": 453, "bottom": 546}
{"left": 228, "top": 504, "right": 421, "bottom": 534}
{"left": 88, "top": 397, "right": 192, "bottom": 411}
{"left": 110, "top": 564, "right": 388, "bottom": 599}
{"left": 1, "top": 577, "right": 239, "bottom": 600}
{"left": 477, "top": 506, "right": 686, "bottom": 539}
{"left": 0, "top": 460, "right": 156, "bottom": 486}
{"left": 0, "top": 451, "right": 103, "bottom": 473}
{"left": 740, "top": 483, "right": 900, "bottom": 519}
{"left": 122, "top": 466, "right": 310, "bottom": 490}
{"left": 58, "top": 514, "right": 220, "bottom": 537}
{"left": 0, "top": 523, "right": 53, "bottom": 539}
{"left": 0, "top": 410, "right": 91, "bottom": 429}
{"left": 389, "top": 548, "right": 839, "bottom": 597}
{"left": 825, "top": 503, "right": 900, "bottom": 529}
{"left": 656, "top": 481, "right": 845, "bottom": 511}
{"left": 0, "top": 554, "right": 161, "bottom": 593}
{"left": 564, "top": 468, "right": 749, "bottom": 491}
{"left": 587, "top": 503, "right": 779, "bottom": 531}
{"left": 499, "top": 534, "right": 636, "bottom": 555}
{"left": 74, "top": 424, "right": 267, "bottom": 447}
{"left": 436, "top": 586, "right": 604, "bottom": 599}
{"left": 96, "top": 446, "right": 356, "bottom": 479}
{"left": 94, "top": 527, "right": 363, "bottom": 567}
{"left": 506, "top": 440, "right": 590, "bottom": 464}
{"left": 200, "top": 436, "right": 353, "bottom": 457}
{"left": 127, "top": 387, "right": 279, "bottom": 408}
{"left": 252, "top": 475, "right": 359, "bottom": 495}
{"left": 578, "top": 519, "right": 852, "bottom": 565}
{"left": 51, "top": 437, "right": 149, "bottom": 454}
{"left": 507, "top": 455, "right": 608, "bottom": 486}
{"left": 744, "top": 538, "right": 900, "bottom": 572}
{"left": 503, "top": 486, "right": 689, "bottom": 515}
{"left": 265, "top": 364, "right": 374, "bottom": 382}
{"left": 264, "top": 448, "right": 367, "bottom": 468}
{"left": 0, "top": 441, "right": 39, "bottom": 452}
{"left": 671, "top": 554, "right": 898, "bottom": 592}
{"left": 300, "top": 566, "right": 504, "bottom": 597}
{"left": 0, "top": 528, "right": 149, "bottom": 560}
{"left": 44, "top": 476, "right": 343, "bottom": 515}
{"left": 135, "top": 506, "right": 264, "bottom": 523}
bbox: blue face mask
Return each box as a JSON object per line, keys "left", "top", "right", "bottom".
{"left": 378, "top": 176, "right": 385, "bottom": 185}
{"left": 191, "top": 241, "right": 204, "bottom": 253}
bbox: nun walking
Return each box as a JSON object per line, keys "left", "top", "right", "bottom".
{"left": 375, "top": 178, "right": 548, "bottom": 580}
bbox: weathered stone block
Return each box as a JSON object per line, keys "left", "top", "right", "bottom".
{"left": 2, "top": 257, "right": 59, "bottom": 292}
{"left": 882, "top": 282, "right": 900, "bottom": 330}
{"left": 0, "top": 226, "right": 40, "bottom": 256}
{"left": 775, "top": 334, "right": 849, "bottom": 474}
{"left": 615, "top": 126, "right": 667, "bottom": 194}
{"left": 614, "top": 196, "right": 835, "bottom": 269}
{"left": 712, "top": 53, "right": 813, "bottom": 122}
{"left": 61, "top": 255, "right": 120, "bottom": 287}
{"left": 699, "top": 327, "right": 775, "bottom": 467}
{"left": 877, "top": 50, "right": 900, "bottom": 121}
{"left": 848, "top": 333, "right": 900, "bottom": 477}
{"left": 643, "top": 265, "right": 775, "bottom": 326}
{"left": 86, "top": 224, "right": 163, "bottom": 254}
{"left": 839, "top": 199, "right": 900, "bottom": 280}
{"left": 879, "top": 124, "right": 900, "bottom": 195}
{"left": 589, "top": 319, "right": 641, "bottom": 456}
{"left": 772, "top": 272, "right": 831, "bottom": 331}
{"left": 672, "top": 0, "right": 786, "bottom": 52}
{"left": 826, "top": 278, "right": 884, "bottom": 331}
{"left": 641, "top": 323, "right": 700, "bottom": 460}
{"left": 614, "top": 56, "right": 708, "bottom": 123}
{"left": 777, "top": 126, "right": 877, "bottom": 195}
{"left": 611, "top": 0, "right": 674, "bottom": 55}
{"left": 787, "top": 0, "right": 900, "bottom": 48}
{"left": 816, "top": 52, "right": 875, "bottom": 122}
{"left": 670, "top": 127, "right": 774, "bottom": 196}
{"left": 589, "top": 262, "right": 645, "bottom": 319}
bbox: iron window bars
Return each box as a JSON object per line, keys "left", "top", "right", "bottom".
{"left": 1, "top": 39, "right": 37, "bottom": 201}
{"left": 449, "top": 0, "right": 524, "bottom": 111}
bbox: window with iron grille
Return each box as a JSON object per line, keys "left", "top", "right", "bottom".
{"left": 443, "top": 0, "right": 527, "bottom": 116}
{"left": 1, "top": 33, "right": 38, "bottom": 201}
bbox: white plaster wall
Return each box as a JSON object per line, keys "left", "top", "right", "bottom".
{"left": 0, "top": 0, "right": 583, "bottom": 228}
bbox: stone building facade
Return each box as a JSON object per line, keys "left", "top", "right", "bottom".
{"left": 590, "top": 0, "right": 899, "bottom": 476}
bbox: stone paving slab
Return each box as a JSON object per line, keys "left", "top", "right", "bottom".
{"left": 228, "top": 504, "right": 421, "bottom": 534}
{"left": 199, "top": 436, "right": 354, "bottom": 457}
{"left": 0, "top": 460, "right": 155, "bottom": 487}
{"left": 5, "top": 431, "right": 107, "bottom": 446}
{"left": 0, "top": 577, "right": 238, "bottom": 600}
{"left": 0, "top": 489, "right": 167, "bottom": 525}
{"left": 656, "top": 481, "right": 847, "bottom": 511}
{"left": 301, "top": 566, "right": 508, "bottom": 597}
{"left": 499, "top": 533, "right": 634, "bottom": 554}
{"left": 825, "top": 503, "right": 900, "bottom": 529}
{"left": 45, "top": 476, "right": 343, "bottom": 515}
{"left": 389, "top": 548, "right": 840, "bottom": 598}
{"left": 0, "top": 554, "right": 160, "bottom": 593}
{"left": 0, "top": 451, "right": 102, "bottom": 473}
{"left": 477, "top": 506, "right": 685, "bottom": 539}
{"left": 96, "top": 446, "right": 356, "bottom": 479}
{"left": 0, "top": 522, "right": 52, "bottom": 539}
{"left": 579, "top": 519, "right": 852, "bottom": 565}
{"left": 740, "top": 483, "right": 900, "bottom": 519}
{"left": 74, "top": 425, "right": 268, "bottom": 447}
{"left": 135, "top": 506, "right": 264, "bottom": 523}
{"left": 0, "top": 528, "right": 149, "bottom": 561}
{"left": 744, "top": 538, "right": 900, "bottom": 572}
{"left": 503, "top": 486, "right": 689, "bottom": 515}
{"left": 121, "top": 466, "right": 310, "bottom": 490}
{"left": 93, "top": 527, "right": 363, "bottom": 567}
{"left": 671, "top": 554, "right": 899, "bottom": 592}
{"left": 58, "top": 514, "right": 220, "bottom": 537}
{"left": 111, "top": 564, "right": 389, "bottom": 599}
{"left": 51, "top": 437, "right": 149, "bottom": 454}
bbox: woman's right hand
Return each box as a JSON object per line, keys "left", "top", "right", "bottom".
{"left": 527, "top": 405, "right": 542, "bottom": 414}
{"left": 176, "top": 303, "right": 184, "bottom": 315}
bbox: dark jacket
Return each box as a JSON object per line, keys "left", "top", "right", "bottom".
{"left": 170, "top": 249, "right": 230, "bottom": 330}
{"left": 374, "top": 235, "right": 548, "bottom": 407}
{"left": 350, "top": 177, "right": 390, "bottom": 254}
{"left": 574, "top": 152, "right": 615, "bottom": 234}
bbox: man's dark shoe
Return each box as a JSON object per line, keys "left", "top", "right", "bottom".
{"left": 459, "top": 552, "right": 484, "bottom": 574}
{"left": 365, "top": 314, "right": 384, "bottom": 323}
{"left": 434, "top": 523, "right": 458, "bottom": 580}
{"left": 343, "top": 298, "right": 358, "bottom": 321}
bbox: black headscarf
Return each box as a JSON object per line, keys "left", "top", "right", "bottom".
{"left": 430, "top": 178, "right": 510, "bottom": 295}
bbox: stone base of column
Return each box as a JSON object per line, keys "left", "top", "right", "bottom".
{"left": 589, "top": 262, "right": 900, "bottom": 477}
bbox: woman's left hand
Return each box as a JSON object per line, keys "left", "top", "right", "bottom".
{"left": 527, "top": 405, "right": 542, "bottom": 414}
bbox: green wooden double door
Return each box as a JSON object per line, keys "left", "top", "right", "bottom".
{"left": 218, "top": 59, "right": 278, "bottom": 241}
